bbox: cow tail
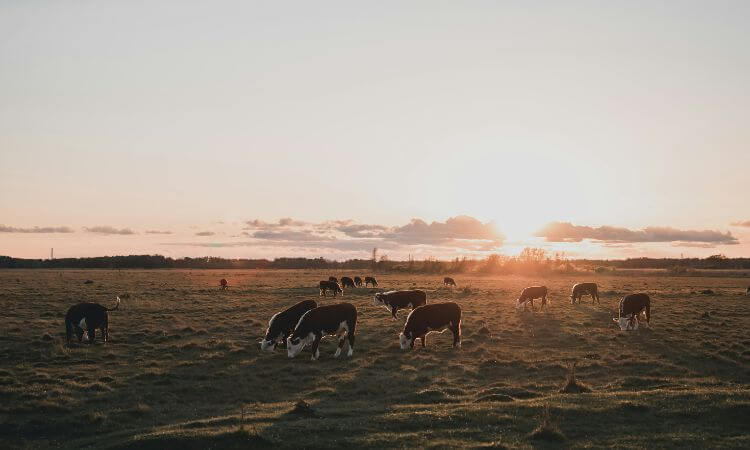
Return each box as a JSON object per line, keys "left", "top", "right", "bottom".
{"left": 107, "top": 296, "right": 121, "bottom": 311}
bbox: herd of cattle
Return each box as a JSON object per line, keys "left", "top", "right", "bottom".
{"left": 64, "top": 277, "right": 653, "bottom": 361}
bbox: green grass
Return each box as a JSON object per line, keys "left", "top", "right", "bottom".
{"left": 0, "top": 269, "right": 748, "bottom": 448}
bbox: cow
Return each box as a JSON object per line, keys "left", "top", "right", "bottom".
{"left": 328, "top": 276, "right": 338, "bottom": 283}
{"left": 613, "top": 293, "right": 651, "bottom": 331}
{"left": 365, "top": 276, "right": 378, "bottom": 287}
{"left": 65, "top": 297, "right": 120, "bottom": 344}
{"left": 354, "top": 276, "right": 363, "bottom": 287}
{"left": 399, "top": 302, "right": 461, "bottom": 349}
{"left": 259, "top": 300, "right": 317, "bottom": 351}
{"left": 341, "top": 277, "right": 355, "bottom": 289}
{"left": 746, "top": 286, "right": 750, "bottom": 296}
{"left": 443, "top": 277, "right": 457, "bottom": 287}
{"left": 287, "top": 303, "right": 357, "bottom": 360}
{"left": 319, "top": 280, "right": 343, "bottom": 297}
{"left": 571, "top": 282, "right": 600, "bottom": 304}
{"left": 373, "top": 290, "right": 427, "bottom": 319}
{"left": 516, "top": 286, "right": 548, "bottom": 310}
{"left": 219, "top": 278, "right": 228, "bottom": 290}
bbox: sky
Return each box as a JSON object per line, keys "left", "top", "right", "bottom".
{"left": 1, "top": 1, "right": 749, "bottom": 260}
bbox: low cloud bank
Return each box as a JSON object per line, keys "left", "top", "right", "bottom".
{"left": 536, "top": 222, "right": 738, "bottom": 247}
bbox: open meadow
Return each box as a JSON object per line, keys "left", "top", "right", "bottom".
{"left": 1, "top": 269, "right": 749, "bottom": 449}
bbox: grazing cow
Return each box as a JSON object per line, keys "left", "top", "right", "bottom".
{"left": 571, "top": 282, "right": 600, "bottom": 304}
{"left": 219, "top": 278, "right": 228, "bottom": 290}
{"left": 65, "top": 297, "right": 120, "bottom": 344}
{"left": 287, "top": 303, "right": 357, "bottom": 360}
{"left": 746, "top": 286, "right": 749, "bottom": 296}
{"left": 260, "top": 300, "right": 317, "bottom": 351}
{"left": 516, "top": 286, "right": 549, "bottom": 310}
{"left": 365, "top": 276, "right": 378, "bottom": 287}
{"left": 443, "top": 277, "right": 457, "bottom": 287}
{"left": 319, "top": 280, "right": 343, "bottom": 297}
{"left": 373, "top": 290, "right": 427, "bottom": 319}
{"left": 328, "top": 276, "right": 338, "bottom": 283}
{"left": 354, "top": 276, "right": 363, "bottom": 287}
{"left": 341, "top": 277, "right": 355, "bottom": 289}
{"left": 613, "top": 293, "right": 651, "bottom": 330}
{"left": 399, "top": 302, "right": 461, "bottom": 349}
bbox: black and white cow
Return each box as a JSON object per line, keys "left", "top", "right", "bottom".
{"left": 260, "top": 300, "right": 317, "bottom": 351}
{"left": 319, "top": 280, "right": 343, "bottom": 297}
{"left": 571, "top": 282, "right": 599, "bottom": 304}
{"left": 65, "top": 297, "right": 120, "bottom": 344}
{"left": 373, "top": 290, "right": 427, "bottom": 319}
{"left": 516, "top": 286, "right": 548, "bottom": 310}
{"left": 341, "top": 277, "right": 355, "bottom": 289}
{"left": 287, "top": 303, "right": 357, "bottom": 360}
{"left": 354, "top": 276, "right": 363, "bottom": 287}
{"left": 613, "top": 293, "right": 651, "bottom": 331}
{"left": 365, "top": 276, "right": 378, "bottom": 287}
{"left": 443, "top": 277, "right": 457, "bottom": 287}
{"left": 399, "top": 302, "right": 461, "bottom": 349}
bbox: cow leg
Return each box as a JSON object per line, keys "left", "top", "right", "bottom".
{"left": 347, "top": 331, "right": 355, "bottom": 356}
{"left": 335, "top": 331, "right": 346, "bottom": 358}
{"left": 452, "top": 325, "right": 461, "bottom": 348}
{"left": 310, "top": 334, "right": 322, "bottom": 360}
{"left": 420, "top": 334, "right": 426, "bottom": 348}
{"left": 391, "top": 306, "right": 398, "bottom": 320}
{"left": 102, "top": 326, "right": 108, "bottom": 343}
{"left": 88, "top": 327, "right": 96, "bottom": 344}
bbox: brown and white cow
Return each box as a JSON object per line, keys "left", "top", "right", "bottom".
{"left": 399, "top": 302, "right": 461, "bottom": 349}
{"left": 443, "top": 277, "right": 457, "bottom": 287}
{"left": 287, "top": 303, "right": 357, "bottom": 360}
{"left": 260, "top": 300, "right": 317, "bottom": 351}
{"left": 373, "top": 290, "right": 427, "bottom": 319}
{"left": 319, "top": 280, "right": 343, "bottom": 297}
{"left": 354, "top": 276, "right": 363, "bottom": 287}
{"left": 516, "top": 286, "right": 548, "bottom": 310}
{"left": 613, "top": 293, "right": 651, "bottom": 330}
{"left": 365, "top": 276, "right": 378, "bottom": 287}
{"left": 571, "top": 282, "right": 599, "bottom": 304}
{"left": 219, "top": 278, "right": 228, "bottom": 290}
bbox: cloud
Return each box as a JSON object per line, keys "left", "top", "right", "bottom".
{"left": 84, "top": 226, "right": 137, "bottom": 235}
{"left": 145, "top": 230, "right": 173, "bottom": 235}
{"left": 384, "top": 216, "right": 503, "bottom": 248}
{"left": 730, "top": 220, "right": 750, "bottom": 228}
{"left": 0, "top": 225, "right": 74, "bottom": 233}
{"left": 244, "top": 218, "right": 308, "bottom": 230}
{"left": 536, "top": 222, "right": 738, "bottom": 246}
{"left": 195, "top": 231, "right": 215, "bottom": 236}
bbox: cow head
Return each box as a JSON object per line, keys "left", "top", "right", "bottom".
{"left": 286, "top": 332, "right": 313, "bottom": 358}
{"left": 515, "top": 299, "right": 527, "bottom": 310}
{"left": 613, "top": 315, "right": 639, "bottom": 331}
{"left": 399, "top": 331, "right": 414, "bottom": 350}
{"left": 373, "top": 293, "right": 384, "bottom": 307}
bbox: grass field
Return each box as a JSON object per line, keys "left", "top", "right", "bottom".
{"left": 1, "top": 269, "right": 749, "bottom": 449}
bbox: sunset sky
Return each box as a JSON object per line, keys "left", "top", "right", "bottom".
{"left": 1, "top": 1, "right": 749, "bottom": 260}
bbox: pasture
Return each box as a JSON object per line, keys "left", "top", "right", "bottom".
{"left": 1, "top": 269, "right": 748, "bottom": 448}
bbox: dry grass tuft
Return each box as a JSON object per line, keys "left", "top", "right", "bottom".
{"left": 529, "top": 404, "right": 565, "bottom": 442}
{"left": 559, "top": 362, "right": 591, "bottom": 394}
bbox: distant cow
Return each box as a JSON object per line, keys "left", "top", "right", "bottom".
{"left": 571, "top": 282, "right": 599, "bottom": 304}
{"left": 373, "top": 290, "right": 427, "bottom": 319}
{"left": 614, "top": 293, "right": 651, "bottom": 331}
{"left": 287, "top": 303, "right": 357, "bottom": 360}
{"left": 354, "top": 276, "right": 363, "bottom": 287}
{"left": 341, "top": 277, "right": 355, "bottom": 289}
{"left": 746, "top": 286, "right": 749, "bottom": 296}
{"left": 319, "top": 280, "right": 343, "bottom": 297}
{"left": 260, "top": 300, "right": 317, "bottom": 351}
{"left": 65, "top": 297, "right": 120, "bottom": 344}
{"left": 399, "top": 302, "right": 461, "bottom": 349}
{"left": 443, "top": 277, "right": 457, "bottom": 287}
{"left": 219, "top": 279, "right": 228, "bottom": 290}
{"left": 516, "top": 286, "right": 548, "bottom": 310}
{"left": 328, "top": 276, "right": 338, "bottom": 283}
{"left": 365, "top": 276, "right": 378, "bottom": 287}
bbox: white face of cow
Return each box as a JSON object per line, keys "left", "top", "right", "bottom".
{"left": 515, "top": 300, "right": 526, "bottom": 310}
{"left": 259, "top": 335, "right": 277, "bottom": 351}
{"left": 399, "top": 332, "right": 413, "bottom": 350}
{"left": 373, "top": 294, "right": 383, "bottom": 307}
{"left": 287, "top": 333, "right": 313, "bottom": 358}
{"left": 613, "top": 316, "right": 638, "bottom": 331}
